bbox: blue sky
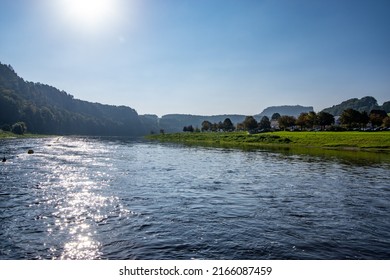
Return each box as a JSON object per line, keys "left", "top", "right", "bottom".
{"left": 1, "top": 0, "right": 389, "bottom": 116}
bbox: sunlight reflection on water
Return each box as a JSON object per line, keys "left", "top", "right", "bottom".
{"left": 39, "top": 137, "right": 128, "bottom": 259}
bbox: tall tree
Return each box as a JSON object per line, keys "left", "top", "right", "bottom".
{"left": 339, "top": 109, "right": 361, "bottom": 129}
{"left": 358, "top": 111, "right": 370, "bottom": 129}
{"left": 11, "top": 122, "right": 27, "bottom": 135}
{"left": 317, "top": 112, "right": 335, "bottom": 130}
{"left": 258, "top": 116, "right": 271, "bottom": 130}
{"left": 271, "top": 113, "right": 281, "bottom": 120}
{"left": 382, "top": 116, "right": 390, "bottom": 128}
{"left": 278, "top": 115, "right": 296, "bottom": 130}
{"left": 222, "top": 118, "right": 235, "bottom": 132}
{"left": 201, "top": 120, "right": 212, "bottom": 132}
{"left": 306, "top": 111, "right": 318, "bottom": 128}
{"left": 242, "top": 116, "right": 258, "bottom": 131}
{"left": 296, "top": 112, "right": 309, "bottom": 130}
{"left": 369, "top": 109, "right": 387, "bottom": 127}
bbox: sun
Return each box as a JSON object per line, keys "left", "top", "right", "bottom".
{"left": 57, "top": 0, "right": 120, "bottom": 33}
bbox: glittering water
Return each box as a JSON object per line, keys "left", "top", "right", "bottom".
{"left": 1, "top": 137, "right": 390, "bottom": 259}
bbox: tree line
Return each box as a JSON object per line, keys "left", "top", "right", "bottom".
{"left": 183, "top": 109, "right": 390, "bottom": 133}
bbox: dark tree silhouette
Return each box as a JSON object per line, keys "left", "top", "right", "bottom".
{"left": 340, "top": 109, "right": 361, "bottom": 129}
{"left": 278, "top": 116, "right": 296, "bottom": 130}
{"left": 222, "top": 118, "right": 235, "bottom": 132}
{"left": 242, "top": 116, "right": 258, "bottom": 131}
{"left": 258, "top": 116, "right": 271, "bottom": 130}
{"left": 201, "top": 120, "right": 212, "bottom": 132}
{"left": 11, "top": 122, "right": 27, "bottom": 135}
{"left": 369, "top": 110, "right": 387, "bottom": 127}
{"left": 271, "top": 113, "right": 281, "bottom": 120}
{"left": 317, "top": 112, "right": 335, "bottom": 130}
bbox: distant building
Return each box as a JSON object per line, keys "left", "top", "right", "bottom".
{"left": 270, "top": 120, "right": 279, "bottom": 129}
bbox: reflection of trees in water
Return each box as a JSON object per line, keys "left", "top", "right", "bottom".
{"left": 274, "top": 147, "right": 390, "bottom": 167}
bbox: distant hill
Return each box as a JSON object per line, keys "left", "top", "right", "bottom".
{"left": 256, "top": 105, "right": 314, "bottom": 117}
{"left": 321, "top": 96, "right": 389, "bottom": 116}
{"left": 151, "top": 108, "right": 313, "bottom": 133}
{"left": 3, "top": 62, "right": 388, "bottom": 136}
{"left": 382, "top": 101, "right": 390, "bottom": 113}
{"left": 0, "top": 63, "right": 150, "bottom": 136}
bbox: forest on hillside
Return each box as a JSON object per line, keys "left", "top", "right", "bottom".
{"left": 0, "top": 63, "right": 149, "bottom": 136}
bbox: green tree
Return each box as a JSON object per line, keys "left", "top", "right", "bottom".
{"left": 11, "top": 122, "right": 27, "bottom": 135}
{"left": 369, "top": 110, "right": 387, "bottom": 127}
{"left": 186, "top": 125, "right": 194, "bottom": 132}
{"left": 296, "top": 112, "right": 309, "bottom": 130}
{"left": 339, "top": 109, "right": 361, "bottom": 129}
{"left": 243, "top": 116, "right": 258, "bottom": 131}
{"left": 381, "top": 101, "right": 390, "bottom": 113}
{"left": 317, "top": 112, "right": 335, "bottom": 130}
{"left": 358, "top": 111, "right": 370, "bottom": 129}
{"left": 258, "top": 116, "right": 271, "bottom": 130}
{"left": 306, "top": 111, "right": 318, "bottom": 128}
{"left": 222, "top": 118, "right": 235, "bottom": 132}
{"left": 236, "top": 122, "right": 245, "bottom": 131}
{"left": 271, "top": 113, "right": 281, "bottom": 120}
{"left": 382, "top": 116, "right": 390, "bottom": 128}
{"left": 201, "top": 120, "right": 212, "bottom": 132}
{"left": 211, "top": 123, "right": 219, "bottom": 132}
{"left": 1, "top": 124, "right": 11, "bottom": 131}
{"left": 278, "top": 115, "right": 296, "bottom": 130}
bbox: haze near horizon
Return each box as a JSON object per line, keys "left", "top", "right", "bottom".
{"left": 1, "top": 0, "right": 389, "bottom": 116}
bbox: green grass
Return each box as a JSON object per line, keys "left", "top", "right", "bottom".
{"left": 0, "top": 131, "right": 51, "bottom": 139}
{"left": 147, "top": 131, "right": 390, "bottom": 152}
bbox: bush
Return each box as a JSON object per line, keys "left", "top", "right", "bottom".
{"left": 11, "top": 122, "right": 27, "bottom": 135}
{"left": 1, "top": 124, "right": 11, "bottom": 132}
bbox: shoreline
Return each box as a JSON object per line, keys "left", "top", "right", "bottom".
{"left": 147, "top": 131, "right": 390, "bottom": 153}
{"left": 2, "top": 131, "right": 389, "bottom": 153}
{"left": 0, "top": 131, "right": 53, "bottom": 139}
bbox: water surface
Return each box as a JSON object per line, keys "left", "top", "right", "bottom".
{"left": 1, "top": 137, "right": 389, "bottom": 259}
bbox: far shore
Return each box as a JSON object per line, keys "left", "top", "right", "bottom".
{"left": 0, "top": 131, "right": 53, "bottom": 139}
{"left": 147, "top": 131, "right": 390, "bottom": 153}
{"left": 3, "top": 130, "right": 390, "bottom": 153}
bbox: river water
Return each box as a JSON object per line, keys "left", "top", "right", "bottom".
{"left": 1, "top": 137, "right": 389, "bottom": 259}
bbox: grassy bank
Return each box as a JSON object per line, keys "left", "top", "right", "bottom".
{"left": 147, "top": 131, "right": 390, "bottom": 152}
{"left": 0, "top": 131, "right": 50, "bottom": 139}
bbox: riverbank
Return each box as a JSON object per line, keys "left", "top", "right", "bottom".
{"left": 147, "top": 131, "right": 390, "bottom": 152}
{"left": 0, "top": 131, "right": 51, "bottom": 139}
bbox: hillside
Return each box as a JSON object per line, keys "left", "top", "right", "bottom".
{"left": 321, "top": 96, "right": 389, "bottom": 116}
{"left": 256, "top": 105, "right": 314, "bottom": 117}
{"left": 0, "top": 63, "right": 149, "bottom": 136}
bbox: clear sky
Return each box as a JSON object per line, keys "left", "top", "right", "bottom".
{"left": 1, "top": 0, "right": 389, "bottom": 116}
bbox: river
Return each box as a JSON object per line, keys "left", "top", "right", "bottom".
{"left": 1, "top": 137, "right": 389, "bottom": 259}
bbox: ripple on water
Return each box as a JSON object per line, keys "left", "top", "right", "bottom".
{"left": 1, "top": 137, "right": 390, "bottom": 259}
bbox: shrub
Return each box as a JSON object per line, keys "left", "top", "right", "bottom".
{"left": 11, "top": 122, "right": 27, "bottom": 135}
{"left": 1, "top": 124, "right": 11, "bottom": 132}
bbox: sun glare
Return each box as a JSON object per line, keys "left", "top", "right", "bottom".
{"left": 57, "top": 0, "right": 120, "bottom": 33}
